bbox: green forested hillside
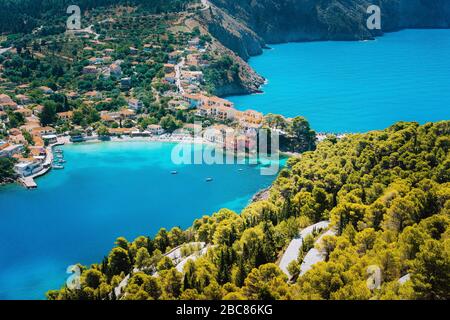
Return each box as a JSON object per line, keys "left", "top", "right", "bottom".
{"left": 48, "top": 121, "right": 450, "bottom": 300}
{"left": 0, "top": 0, "right": 194, "bottom": 34}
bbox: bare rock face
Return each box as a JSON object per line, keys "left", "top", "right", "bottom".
{"left": 198, "top": 3, "right": 266, "bottom": 61}
{"left": 196, "top": 0, "right": 450, "bottom": 95}
{"left": 208, "top": 0, "right": 450, "bottom": 48}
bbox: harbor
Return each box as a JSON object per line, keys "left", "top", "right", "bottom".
{"left": 15, "top": 140, "right": 65, "bottom": 189}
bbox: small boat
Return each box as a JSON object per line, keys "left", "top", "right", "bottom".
{"left": 58, "top": 159, "right": 67, "bottom": 163}
{"left": 206, "top": 177, "right": 213, "bottom": 182}
{"left": 238, "top": 169, "right": 243, "bottom": 172}
{"left": 55, "top": 149, "right": 63, "bottom": 154}
{"left": 171, "top": 171, "right": 178, "bottom": 175}
{"left": 52, "top": 165, "right": 64, "bottom": 170}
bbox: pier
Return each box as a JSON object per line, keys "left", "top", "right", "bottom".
{"left": 19, "top": 177, "right": 37, "bottom": 189}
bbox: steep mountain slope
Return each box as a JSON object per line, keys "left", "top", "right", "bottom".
{"left": 203, "top": 0, "right": 450, "bottom": 59}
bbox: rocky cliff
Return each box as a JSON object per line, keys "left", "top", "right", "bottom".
{"left": 202, "top": 0, "right": 450, "bottom": 59}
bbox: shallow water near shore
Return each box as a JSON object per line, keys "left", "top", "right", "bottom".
{"left": 229, "top": 29, "right": 450, "bottom": 133}
{"left": 0, "top": 141, "right": 280, "bottom": 299}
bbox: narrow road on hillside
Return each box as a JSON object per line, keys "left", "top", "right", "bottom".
{"left": 299, "top": 229, "right": 336, "bottom": 276}
{"left": 0, "top": 47, "right": 12, "bottom": 55}
{"left": 175, "top": 57, "right": 185, "bottom": 94}
{"left": 279, "top": 221, "right": 330, "bottom": 278}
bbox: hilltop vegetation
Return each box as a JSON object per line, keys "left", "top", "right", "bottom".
{"left": 48, "top": 121, "right": 450, "bottom": 300}
{"left": 0, "top": 0, "right": 194, "bottom": 34}
{"left": 0, "top": 157, "right": 16, "bottom": 184}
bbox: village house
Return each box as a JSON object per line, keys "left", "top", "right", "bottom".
{"left": 15, "top": 108, "right": 32, "bottom": 118}
{"left": 33, "top": 135, "right": 45, "bottom": 147}
{"left": 183, "top": 123, "right": 202, "bottom": 134}
{"left": 128, "top": 98, "right": 143, "bottom": 111}
{"left": 9, "top": 132, "right": 27, "bottom": 145}
{"left": 235, "top": 109, "right": 264, "bottom": 128}
{"left": 32, "top": 105, "right": 44, "bottom": 116}
{"left": 168, "top": 50, "right": 183, "bottom": 64}
{"left": 181, "top": 70, "right": 203, "bottom": 84}
{"left": 29, "top": 146, "right": 47, "bottom": 160}
{"left": 109, "top": 63, "right": 122, "bottom": 77}
{"left": 31, "top": 127, "right": 56, "bottom": 137}
{"left": 20, "top": 119, "right": 40, "bottom": 133}
{"left": 17, "top": 84, "right": 29, "bottom": 90}
{"left": 203, "top": 125, "right": 234, "bottom": 145}
{"left": 197, "top": 98, "right": 236, "bottom": 121}
{"left": 57, "top": 111, "right": 74, "bottom": 121}
{"left": 100, "top": 112, "right": 116, "bottom": 123}
{"left": 67, "top": 91, "right": 79, "bottom": 99}
{"left": 164, "top": 63, "right": 176, "bottom": 73}
{"left": 39, "top": 86, "right": 54, "bottom": 94}
{"left": 182, "top": 93, "right": 205, "bottom": 108}
{"left": 186, "top": 54, "right": 199, "bottom": 67}
{"left": 143, "top": 44, "right": 153, "bottom": 53}
{"left": 84, "top": 91, "right": 102, "bottom": 100}
{"left": 164, "top": 72, "right": 176, "bottom": 84}
{"left": 15, "top": 94, "right": 32, "bottom": 105}
{"left": 88, "top": 57, "right": 100, "bottom": 65}
{"left": 211, "top": 105, "right": 237, "bottom": 122}
{"left": 188, "top": 37, "right": 200, "bottom": 48}
{"left": 147, "top": 124, "right": 165, "bottom": 135}
{"left": 168, "top": 99, "right": 189, "bottom": 111}
{"left": 0, "top": 143, "right": 23, "bottom": 157}
{"left": 205, "top": 96, "right": 234, "bottom": 109}
{"left": 0, "top": 94, "right": 18, "bottom": 110}
{"left": 42, "top": 134, "right": 58, "bottom": 144}
{"left": 82, "top": 65, "right": 98, "bottom": 75}
{"left": 118, "top": 108, "right": 136, "bottom": 119}
{"left": 129, "top": 47, "right": 138, "bottom": 55}
{"left": 9, "top": 128, "right": 22, "bottom": 136}
{"left": 14, "top": 161, "right": 43, "bottom": 178}
{"left": 109, "top": 127, "right": 133, "bottom": 136}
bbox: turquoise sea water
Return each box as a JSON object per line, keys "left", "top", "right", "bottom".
{"left": 229, "top": 29, "right": 450, "bottom": 133}
{"left": 0, "top": 142, "right": 279, "bottom": 299}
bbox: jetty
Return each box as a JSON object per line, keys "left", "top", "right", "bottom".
{"left": 19, "top": 177, "right": 37, "bottom": 189}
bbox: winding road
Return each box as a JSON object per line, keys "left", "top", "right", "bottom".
{"left": 279, "top": 221, "right": 330, "bottom": 278}
{"left": 175, "top": 57, "right": 185, "bottom": 94}
{"left": 299, "top": 229, "right": 336, "bottom": 276}
{"left": 0, "top": 47, "right": 12, "bottom": 55}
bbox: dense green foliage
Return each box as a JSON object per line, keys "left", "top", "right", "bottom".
{"left": 0, "top": 0, "right": 195, "bottom": 35}
{"left": 203, "top": 55, "right": 241, "bottom": 94}
{"left": 47, "top": 121, "right": 450, "bottom": 300}
{"left": 0, "top": 157, "right": 17, "bottom": 183}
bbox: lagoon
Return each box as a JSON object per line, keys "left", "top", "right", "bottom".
{"left": 0, "top": 142, "right": 278, "bottom": 299}
{"left": 229, "top": 29, "right": 450, "bottom": 133}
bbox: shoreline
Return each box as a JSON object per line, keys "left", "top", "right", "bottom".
{"left": 6, "top": 134, "right": 293, "bottom": 189}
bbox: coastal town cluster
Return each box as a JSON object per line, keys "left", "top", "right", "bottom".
{"left": 0, "top": 11, "right": 271, "bottom": 188}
